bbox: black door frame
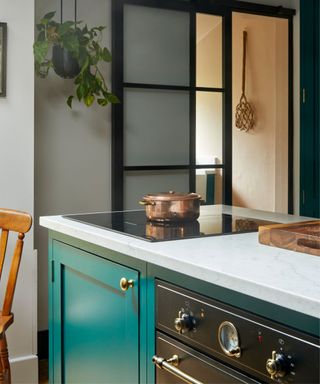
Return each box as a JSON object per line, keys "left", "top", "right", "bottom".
{"left": 112, "top": 0, "right": 295, "bottom": 212}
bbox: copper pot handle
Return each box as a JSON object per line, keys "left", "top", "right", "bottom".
{"left": 139, "top": 200, "right": 156, "bottom": 206}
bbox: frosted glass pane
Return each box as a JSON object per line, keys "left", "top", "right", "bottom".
{"left": 124, "top": 171, "right": 189, "bottom": 210}
{"left": 124, "top": 88, "right": 189, "bottom": 166}
{"left": 124, "top": 5, "right": 189, "bottom": 85}
{"left": 196, "top": 169, "right": 223, "bottom": 205}
{"left": 196, "top": 14, "right": 222, "bottom": 88}
{"left": 196, "top": 92, "right": 223, "bottom": 164}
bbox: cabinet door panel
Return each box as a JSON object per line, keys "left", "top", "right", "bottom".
{"left": 52, "top": 241, "right": 139, "bottom": 384}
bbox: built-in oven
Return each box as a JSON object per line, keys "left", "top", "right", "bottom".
{"left": 153, "top": 281, "right": 320, "bottom": 384}
{"left": 155, "top": 332, "right": 259, "bottom": 383}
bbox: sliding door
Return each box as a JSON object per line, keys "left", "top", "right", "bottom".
{"left": 112, "top": 0, "right": 228, "bottom": 210}
{"left": 112, "top": 0, "right": 294, "bottom": 212}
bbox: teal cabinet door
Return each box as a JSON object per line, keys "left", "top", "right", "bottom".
{"left": 51, "top": 240, "right": 139, "bottom": 384}
{"left": 300, "top": 0, "right": 320, "bottom": 218}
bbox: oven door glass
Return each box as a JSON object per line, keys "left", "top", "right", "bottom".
{"left": 155, "top": 333, "right": 259, "bottom": 384}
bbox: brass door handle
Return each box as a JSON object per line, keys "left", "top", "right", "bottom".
{"left": 120, "top": 277, "right": 134, "bottom": 291}
{"left": 152, "top": 355, "right": 203, "bottom": 384}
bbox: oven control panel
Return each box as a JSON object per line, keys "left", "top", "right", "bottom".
{"left": 156, "top": 280, "right": 320, "bottom": 384}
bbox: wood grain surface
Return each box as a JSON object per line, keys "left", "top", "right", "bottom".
{"left": 258, "top": 220, "right": 320, "bottom": 256}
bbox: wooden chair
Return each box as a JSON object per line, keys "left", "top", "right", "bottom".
{"left": 0, "top": 209, "right": 32, "bottom": 383}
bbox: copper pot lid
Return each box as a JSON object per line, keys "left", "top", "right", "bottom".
{"left": 142, "top": 191, "right": 202, "bottom": 202}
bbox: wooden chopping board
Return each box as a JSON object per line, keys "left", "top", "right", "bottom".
{"left": 258, "top": 220, "right": 320, "bottom": 256}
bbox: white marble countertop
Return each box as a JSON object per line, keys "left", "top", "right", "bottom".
{"left": 40, "top": 205, "right": 320, "bottom": 318}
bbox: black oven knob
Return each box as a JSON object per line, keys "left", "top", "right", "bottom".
{"left": 174, "top": 311, "right": 196, "bottom": 334}
{"left": 266, "top": 350, "right": 289, "bottom": 380}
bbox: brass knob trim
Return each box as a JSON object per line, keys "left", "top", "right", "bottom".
{"left": 174, "top": 311, "right": 194, "bottom": 334}
{"left": 120, "top": 277, "right": 134, "bottom": 291}
{"left": 266, "top": 350, "right": 288, "bottom": 379}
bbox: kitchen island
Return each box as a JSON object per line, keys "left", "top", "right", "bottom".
{"left": 40, "top": 205, "right": 320, "bottom": 384}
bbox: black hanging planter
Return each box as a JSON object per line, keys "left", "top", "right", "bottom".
{"left": 52, "top": 45, "right": 80, "bottom": 79}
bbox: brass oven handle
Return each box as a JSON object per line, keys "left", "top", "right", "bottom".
{"left": 152, "top": 355, "right": 204, "bottom": 384}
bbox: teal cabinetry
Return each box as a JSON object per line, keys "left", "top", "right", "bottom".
{"left": 49, "top": 239, "right": 143, "bottom": 384}
{"left": 48, "top": 232, "right": 318, "bottom": 384}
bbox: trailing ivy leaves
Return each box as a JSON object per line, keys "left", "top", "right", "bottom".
{"left": 34, "top": 40, "right": 49, "bottom": 65}
{"left": 33, "top": 11, "right": 119, "bottom": 108}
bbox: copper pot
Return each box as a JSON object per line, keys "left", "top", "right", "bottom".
{"left": 139, "top": 191, "right": 202, "bottom": 222}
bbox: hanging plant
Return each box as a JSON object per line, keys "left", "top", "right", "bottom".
{"left": 33, "top": 11, "right": 119, "bottom": 108}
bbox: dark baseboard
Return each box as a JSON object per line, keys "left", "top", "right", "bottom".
{"left": 38, "top": 330, "right": 49, "bottom": 360}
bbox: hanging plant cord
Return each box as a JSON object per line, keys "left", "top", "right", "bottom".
{"left": 60, "top": 0, "right": 77, "bottom": 24}
{"left": 235, "top": 30, "right": 254, "bottom": 132}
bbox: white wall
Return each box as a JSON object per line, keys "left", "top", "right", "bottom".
{"left": 35, "top": 0, "right": 112, "bottom": 331}
{"left": 0, "top": 0, "right": 37, "bottom": 382}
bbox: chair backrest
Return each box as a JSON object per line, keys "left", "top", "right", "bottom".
{"left": 0, "top": 209, "right": 32, "bottom": 316}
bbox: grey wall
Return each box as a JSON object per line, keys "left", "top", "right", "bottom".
{"left": 35, "top": 0, "right": 112, "bottom": 331}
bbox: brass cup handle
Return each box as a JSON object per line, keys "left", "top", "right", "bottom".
{"left": 120, "top": 277, "right": 134, "bottom": 291}
{"left": 152, "top": 355, "right": 203, "bottom": 384}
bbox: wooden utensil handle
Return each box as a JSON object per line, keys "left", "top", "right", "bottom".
{"left": 242, "top": 30, "right": 248, "bottom": 94}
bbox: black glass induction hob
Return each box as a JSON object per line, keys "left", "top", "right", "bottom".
{"left": 63, "top": 210, "right": 277, "bottom": 242}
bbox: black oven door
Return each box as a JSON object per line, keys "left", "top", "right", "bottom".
{"left": 154, "top": 333, "right": 260, "bottom": 384}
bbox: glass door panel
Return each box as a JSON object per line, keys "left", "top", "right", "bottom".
{"left": 196, "top": 92, "right": 223, "bottom": 165}
{"left": 196, "top": 169, "right": 223, "bottom": 205}
{"left": 124, "top": 5, "right": 190, "bottom": 86}
{"left": 124, "top": 170, "right": 189, "bottom": 210}
{"left": 195, "top": 13, "right": 224, "bottom": 205}
{"left": 124, "top": 88, "right": 190, "bottom": 166}
{"left": 196, "top": 14, "right": 223, "bottom": 88}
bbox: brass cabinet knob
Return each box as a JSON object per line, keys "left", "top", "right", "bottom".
{"left": 120, "top": 277, "right": 134, "bottom": 291}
